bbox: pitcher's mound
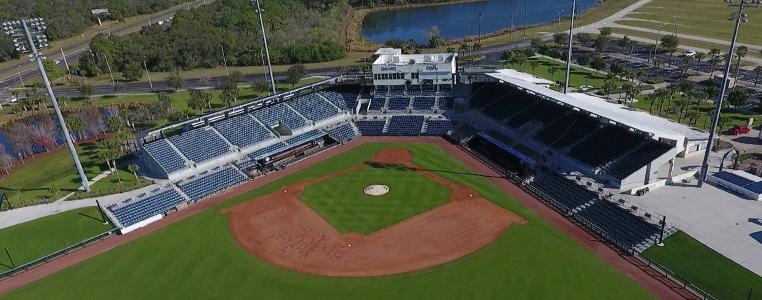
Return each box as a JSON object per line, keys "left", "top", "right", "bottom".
{"left": 363, "top": 184, "right": 389, "bottom": 196}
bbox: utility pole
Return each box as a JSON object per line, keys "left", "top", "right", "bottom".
{"left": 698, "top": 0, "right": 758, "bottom": 187}
{"left": 143, "top": 59, "right": 153, "bottom": 90}
{"left": 15, "top": 65, "right": 23, "bottom": 87}
{"left": 102, "top": 52, "right": 115, "bottom": 84}
{"left": 253, "top": 0, "right": 277, "bottom": 95}
{"left": 523, "top": 4, "right": 528, "bottom": 36}
{"left": 3, "top": 19, "right": 90, "bottom": 191}
{"left": 219, "top": 44, "right": 229, "bottom": 76}
{"left": 510, "top": 13, "right": 514, "bottom": 43}
{"left": 563, "top": 0, "right": 577, "bottom": 94}
{"left": 60, "top": 48, "right": 69, "bottom": 71}
{"left": 478, "top": 12, "right": 483, "bottom": 42}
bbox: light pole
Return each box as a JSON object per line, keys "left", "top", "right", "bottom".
{"left": 523, "top": 4, "right": 528, "bottom": 36}
{"left": 101, "top": 52, "right": 115, "bottom": 85}
{"left": 60, "top": 48, "right": 69, "bottom": 71}
{"left": 651, "top": 23, "right": 666, "bottom": 65}
{"left": 510, "top": 13, "right": 514, "bottom": 43}
{"left": 219, "top": 44, "right": 229, "bottom": 76}
{"left": 698, "top": 0, "right": 759, "bottom": 187}
{"left": 478, "top": 12, "right": 483, "bottom": 42}
{"left": 555, "top": 9, "right": 565, "bottom": 34}
{"left": 3, "top": 18, "right": 90, "bottom": 192}
{"left": 15, "top": 65, "right": 23, "bottom": 87}
{"left": 672, "top": 15, "right": 680, "bottom": 36}
{"left": 143, "top": 58, "right": 153, "bottom": 90}
{"left": 563, "top": 0, "right": 577, "bottom": 94}
{"left": 253, "top": 0, "right": 277, "bottom": 95}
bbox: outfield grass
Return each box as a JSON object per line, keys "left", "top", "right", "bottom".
{"left": 643, "top": 231, "right": 762, "bottom": 300}
{"left": 0, "top": 143, "right": 652, "bottom": 299}
{"left": 0, "top": 143, "right": 148, "bottom": 208}
{"left": 501, "top": 57, "right": 608, "bottom": 89}
{"left": 300, "top": 163, "right": 451, "bottom": 233}
{"left": 626, "top": 0, "right": 762, "bottom": 46}
{"left": 0, "top": 207, "right": 113, "bottom": 271}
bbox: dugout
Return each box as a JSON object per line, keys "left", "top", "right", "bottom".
{"left": 468, "top": 132, "right": 536, "bottom": 176}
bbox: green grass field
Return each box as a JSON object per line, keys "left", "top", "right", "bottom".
{"left": 0, "top": 143, "right": 149, "bottom": 208}
{"left": 0, "top": 143, "right": 653, "bottom": 299}
{"left": 631, "top": 95, "right": 760, "bottom": 132}
{"left": 503, "top": 57, "right": 608, "bottom": 89}
{"left": 0, "top": 207, "right": 112, "bottom": 271}
{"left": 643, "top": 231, "right": 762, "bottom": 300}
{"left": 300, "top": 163, "right": 451, "bottom": 233}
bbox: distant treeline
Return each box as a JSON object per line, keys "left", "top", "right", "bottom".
{"left": 0, "top": 0, "right": 188, "bottom": 61}
{"left": 80, "top": 0, "right": 348, "bottom": 78}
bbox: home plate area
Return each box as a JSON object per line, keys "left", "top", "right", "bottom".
{"left": 224, "top": 149, "right": 525, "bottom": 277}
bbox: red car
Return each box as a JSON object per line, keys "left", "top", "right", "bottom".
{"left": 729, "top": 125, "right": 751, "bottom": 135}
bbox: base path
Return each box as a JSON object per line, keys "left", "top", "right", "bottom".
{"left": 0, "top": 137, "right": 692, "bottom": 299}
{"left": 225, "top": 149, "right": 524, "bottom": 277}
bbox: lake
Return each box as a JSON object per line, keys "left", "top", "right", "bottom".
{"left": 362, "top": 0, "right": 600, "bottom": 44}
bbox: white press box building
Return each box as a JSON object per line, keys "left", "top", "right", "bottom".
{"left": 372, "top": 48, "right": 458, "bottom": 94}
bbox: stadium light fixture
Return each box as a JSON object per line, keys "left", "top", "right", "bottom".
{"left": 2, "top": 18, "right": 90, "bottom": 192}
{"left": 698, "top": 0, "right": 760, "bottom": 187}
{"left": 252, "top": 0, "right": 277, "bottom": 95}
{"left": 562, "top": 0, "right": 577, "bottom": 94}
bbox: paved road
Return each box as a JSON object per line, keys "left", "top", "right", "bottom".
{"left": 0, "top": 0, "right": 213, "bottom": 93}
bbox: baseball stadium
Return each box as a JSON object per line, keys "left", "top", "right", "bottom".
{"left": 0, "top": 49, "right": 759, "bottom": 299}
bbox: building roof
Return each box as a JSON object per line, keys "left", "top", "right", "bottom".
{"left": 493, "top": 69, "right": 553, "bottom": 86}
{"left": 373, "top": 48, "right": 456, "bottom": 66}
{"left": 487, "top": 70, "right": 709, "bottom": 141}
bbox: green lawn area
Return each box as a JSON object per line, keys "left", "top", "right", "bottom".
{"left": 609, "top": 28, "right": 762, "bottom": 61}
{"left": 499, "top": 57, "right": 608, "bottom": 89}
{"left": 631, "top": 95, "right": 760, "bottom": 132}
{"left": 300, "top": 163, "right": 450, "bottom": 233}
{"left": 0, "top": 206, "right": 113, "bottom": 271}
{"left": 0, "top": 143, "right": 652, "bottom": 299}
{"left": 642, "top": 231, "right": 762, "bottom": 300}
{"left": 0, "top": 143, "right": 149, "bottom": 208}
{"left": 626, "top": 0, "right": 762, "bottom": 46}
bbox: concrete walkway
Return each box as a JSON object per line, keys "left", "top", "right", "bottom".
{"left": 0, "top": 182, "right": 159, "bottom": 230}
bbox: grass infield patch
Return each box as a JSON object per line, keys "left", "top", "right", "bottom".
{"left": 300, "top": 163, "right": 450, "bottom": 234}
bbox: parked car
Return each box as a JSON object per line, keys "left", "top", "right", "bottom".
{"left": 729, "top": 125, "right": 751, "bottom": 135}
{"left": 684, "top": 50, "right": 696, "bottom": 57}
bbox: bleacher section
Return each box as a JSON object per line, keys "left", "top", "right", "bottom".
{"left": 319, "top": 91, "right": 349, "bottom": 111}
{"left": 532, "top": 174, "right": 598, "bottom": 213}
{"left": 573, "top": 200, "right": 661, "bottom": 252}
{"left": 505, "top": 100, "right": 568, "bottom": 128}
{"left": 387, "top": 97, "right": 411, "bottom": 111}
{"left": 608, "top": 141, "right": 673, "bottom": 180}
{"left": 569, "top": 126, "right": 645, "bottom": 168}
{"left": 169, "top": 127, "right": 231, "bottom": 163}
{"left": 290, "top": 93, "right": 341, "bottom": 122}
{"left": 328, "top": 123, "right": 358, "bottom": 143}
{"left": 438, "top": 97, "right": 453, "bottom": 109}
{"left": 178, "top": 167, "right": 248, "bottom": 201}
{"left": 110, "top": 189, "right": 185, "bottom": 227}
{"left": 413, "top": 97, "right": 435, "bottom": 110}
{"left": 254, "top": 103, "right": 307, "bottom": 129}
{"left": 356, "top": 120, "right": 386, "bottom": 135}
{"left": 326, "top": 85, "right": 360, "bottom": 110}
{"left": 369, "top": 98, "right": 386, "bottom": 111}
{"left": 386, "top": 116, "right": 424, "bottom": 136}
{"left": 143, "top": 139, "right": 186, "bottom": 173}
{"left": 424, "top": 119, "right": 453, "bottom": 135}
{"left": 212, "top": 114, "right": 272, "bottom": 148}
{"left": 534, "top": 112, "right": 599, "bottom": 149}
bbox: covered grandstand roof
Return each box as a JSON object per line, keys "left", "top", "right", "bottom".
{"left": 487, "top": 71, "right": 709, "bottom": 142}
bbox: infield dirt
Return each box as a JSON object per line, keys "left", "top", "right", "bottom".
{"left": 224, "top": 148, "right": 526, "bottom": 277}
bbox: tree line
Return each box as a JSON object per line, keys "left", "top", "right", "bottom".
{"left": 0, "top": 0, "right": 189, "bottom": 62}
{"left": 78, "top": 0, "right": 347, "bottom": 79}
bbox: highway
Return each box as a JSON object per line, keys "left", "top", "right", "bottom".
{"left": 0, "top": 0, "right": 212, "bottom": 90}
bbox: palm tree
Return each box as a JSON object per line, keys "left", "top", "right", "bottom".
{"left": 529, "top": 61, "right": 539, "bottom": 76}
{"left": 708, "top": 48, "right": 721, "bottom": 79}
{"left": 549, "top": 66, "right": 559, "bottom": 83}
{"left": 695, "top": 85, "right": 718, "bottom": 125}
{"left": 647, "top": 93, "right": 657, "bottom": 114}
{"left": 128, "top": 164, "right": 140, "bottom": 180}
{"left": 754, "top": 66, "right": 762, "bottom": 86}
{"left": 734, "top": 45, "right": 748, "bottom": 82}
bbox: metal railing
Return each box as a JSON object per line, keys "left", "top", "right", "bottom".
{"left": 0, "top": 228, "right": 118, "bottom": 279}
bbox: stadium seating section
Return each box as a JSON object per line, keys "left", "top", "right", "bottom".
{"left": 569, "top": 126, "right": 645, "bottom": 168}
{"left": 387, "top": 97, "right": 411, "bottom": 111}
{"left": 505, "top": 100, "right": 568, "bottom": 128}
{"left": 328, "top": 123, "right": 358, "bottom": 143}
{"left": 438, "top": 97, "right": 454, "bottom": 109}
{"left": 212, "top": 114, "right": 273, "bottom": 148}
{"left": 319, "top": 91, "right": 349, "bottom": 111}
{"left": 607, "top": 140, "right": 673, "bottom": 179}
{"left": 386, "top": 116, "right": 424, "bottom": 136}
{"left": 110, "top": 189, "right": 185, "bottom": 227}
{"left": 249, "top": 142, "right": 288, "bottom": 160}
{"left": 355, "top": 120, "right": 386, "bottom": 135}
{"left": 573, "top": 200, "right": 661, "bottom": 251}
{"left": 326, "top": 85, "right": 360, "bottom": 110}
{"left": 169, "top": 127, "right": 231, "bottom": 163}
{"left": 413, "top": 97, "right": 435, "bottom": 110}
{"left": 369, "top": 98, "right": 386, "bottom": 111}
{"left": 253, "top": 103, "right": 307, "bottom": 129}
{"left": 178, "top": 167, "right": 249, "bottom": 201}
{"left": 534, "top": 112, "right": 600, "bottom": 149}
{"left": 532, "top": 173, "right": 598, "bottom": 212}
{"left": 290, "top": 93, "right": 341, "bottom": 122}
{"left": 424, "top": 119, "right": 453, "bottom": 135}
{"left": 143, "top": 139, "right": 186, "bottom": 173}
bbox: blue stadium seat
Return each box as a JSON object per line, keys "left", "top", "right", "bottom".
{"left": 386, "top": 116, "right": 424, "bottom": 136}
{"left": 413, "top": 96, "right": 435, "bottom": 110}
{"left": 178, "top": 167, "right": 248, "bottom": 201}
{"left": 387, "top": 97, "right": 411, "bottom": 111}
{"left": 253, "top": 103, "right": 307, "bottom": 129}
{"left": 368, "top": 98, "right": 386, "bottom": 111}
{"left": 328, "top": 123, "right": 358, "bottom": 143}
{"left": 110, "top": 189, "right": 185, "bottom": 227}
{"left": 169, "top": 127, "right": 231, "bottom": 163}
{"left": 319, "top": 91, "right": 349, "bottom": 111}
{"left": 355, "top": 120, "right": 386, "bottom": 135}
{"left": 424, "top": 119, "right": 453, "bottom": 135}
{"left": 143, "top": 139, "right": 186, "bottom": 173}
{"left": 289, "top": 93, "right": 341, "bottom": 122}
{"left": 212, "top": 114, "right": 273, "bottom": 148}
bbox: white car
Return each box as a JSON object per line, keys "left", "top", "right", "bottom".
{"left": 684, "top": 50, "right": 696, "bottom": 57}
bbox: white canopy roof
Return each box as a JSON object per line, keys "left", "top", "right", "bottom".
{"left": 487, "top": 71, "right": 708, "bottom": 142}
